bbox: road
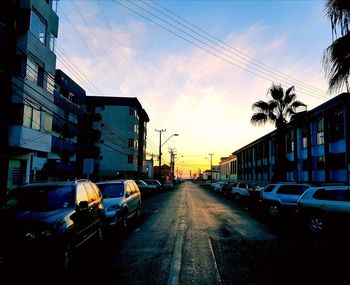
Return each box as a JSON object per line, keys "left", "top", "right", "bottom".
{"left": 5, "top": 181, "right": 350, "bottom": 284}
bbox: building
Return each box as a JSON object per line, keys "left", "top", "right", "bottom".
{"left": 86, "top": 96, "right": 149, "bottom": 179}
{"left": 45, "top": 69, "right": 87, "bottom": 180}
{"left": 234, "top": 93, "right": 350, "bottom": 185}
{"left": 0, "top": 0, "right": 59, "bottom": 196}
{"left": 220, "top": 154, "right": 238, "bottom": 181}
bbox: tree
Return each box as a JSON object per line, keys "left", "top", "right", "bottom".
{"left": 322, "top": 0, "right": 350, "bottom": 93}
{"left": 251, "top": 84, "right": 306, "bottom": 181}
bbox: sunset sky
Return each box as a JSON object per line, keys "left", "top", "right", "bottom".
{"left": 55, "top": 0, "right": 340, "bottom": 178}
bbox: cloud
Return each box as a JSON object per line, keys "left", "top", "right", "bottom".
{"left": 56, "top": 3, "right": 330, "bottom": 175}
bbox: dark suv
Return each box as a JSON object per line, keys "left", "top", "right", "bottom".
{"left": 0, "top": 179, "right": 105, "bottom": 269}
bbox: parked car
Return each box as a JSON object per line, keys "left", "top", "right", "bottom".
{"left": 230, "top": 182, "right": 255, "bottom": 202}
{"left": 163, "top": 180, "right": 174, "bottom": 190}
{"left": 135, "top": 179, "right": 156, "bottom": 195}
{"left": 143, "top": 179, "right": 162, "bottom": 192}
{"left": 261, "top": 183, "right": 311, "bottom": 217}
{"left": 0, "top": 179, "right": 105, "bottom": 269}
{"left": 221, "top": 181, "right": 237, "bottom": 197}
{"left": 210, "top": 181, "right": 225, "bottom": 192}
{"left": 296, "top": 185, "right": 350, "bottom": 233}
{"left": 96, "top": 179, "right": 141, "bottom": 229}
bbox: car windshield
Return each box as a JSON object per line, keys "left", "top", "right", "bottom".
{"left": 3, "top": 185, "right": 74, "bottom": 211}
{"left": 98, "top": 183, "right": 124, "bottom": 198}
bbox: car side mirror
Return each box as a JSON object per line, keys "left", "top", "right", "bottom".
{"left": 78, "top": 200, "right": 89, "bottom": 210}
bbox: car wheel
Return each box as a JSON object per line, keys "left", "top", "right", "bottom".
{"left": 234, "top": 193, "right": 241, "bottom": 202}
{"left": 268, "top": 203, "right": 280, "bottom": 217}
{"left": 308, "top": 215, "right": 326, "bottom": 233}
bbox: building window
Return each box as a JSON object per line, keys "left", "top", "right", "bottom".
{"left": 316, "top": 118, "right": 324, "bottom": 145}
{"left": 329, "top": 110, "right": 344, "bottom": 141}
{"left": 302, "top": 126, "right": 308, "bottom": 149}
{"left": 129, "top": 107, "right": 135, "bottom": 116}
{"left": 26, "top": 58, "right": 39, "bottom": 84}
{"left": 30, "top": 9, "right": 47, "bottom": 45}
{"left": 128, "top": 154, "right": 134, "bottom": 164}
{"left": 134, "top": 124, "right": 139, "bottom": 134}
{"left": 49, "top": 33, "right": 56, "bottom": 52}
{"left": 286, "top": 130, "right": 294, "bottom": 152}
{"left": 128, "top": 138, "right": 134, "bottom": 148}
{"left": 23, "top": 105, "right": 32, "bottom": 128}
{"left": 42, "top": 112, "right": 52, "bottom": 132}
{"left": 23, "top": 105, "right": 41, "bottom": 130}
{"left": 317, "top": 156, "right": 325, "bottom": 170}
{"left": 46, "top": 74, "right": 55, "bottom": 95}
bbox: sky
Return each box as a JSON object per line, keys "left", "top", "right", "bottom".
{"left": 54, "top": 0, "right": 341, "bottom": 178}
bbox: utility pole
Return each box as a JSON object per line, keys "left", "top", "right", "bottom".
{"left": 208, "top": 153, "right": 214, "bottom": 181}
{"left": 155, "top": 129, "right": 166, "bottom": 179}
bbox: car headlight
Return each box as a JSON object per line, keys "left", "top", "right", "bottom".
{"left": 107, "top": 204, "right": 121, "bottom": 212}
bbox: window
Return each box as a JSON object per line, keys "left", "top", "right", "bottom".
{"left": 129, "top": 107, "right": 135, "bottom": 116}
{"left": 302, "top": 126, "right": 308, "bottom": 149}
{"left": 277, "top": 185, "right": 309, "bottom": 195}
{"left": 329, "top": 111, "right": 344, "bottom": 141}
{"left": 49, "top": 33, "right": 56, "bottom": 52}
{"left": 317, "top": 156, "right": 325, "bottom": 170}
{"left": 30, "top": 9, "right": 47, "bottom": 44}
{"left": 42, "top": 112, "right": 52, "bottom": 131}
{"left": 128, "top": 154, "right": 134, "bottom": 164}
{"left": 128, "top": 138, "right": 134, "bottom": 148}
{"left": 23, "top": 105, "right": 32, "bottom": 128}
{"left": 76, "top": 184, "right": 89, "bottom": 205}
{"left": 134, "top": 124, "right": 139, "bottom": 134}
{"left": 32, "top": 109, "right": 41, "bottom": 130}
{"left": 286, "top": 130, "right": 294, "bottom": 152}
{"left": 46, "top": 73, "right": 55, "bottom": 94}
{"left": 26, "top": 58, "right": 38, "bottom": 84}
{"left": 316, "top": 118, "right": 324, "bottom": 145}
{"left": 23, "top": 105, "right": 41, "bottom": 130}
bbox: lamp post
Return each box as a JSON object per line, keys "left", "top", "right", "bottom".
{"left": 155, "top": 129, "right": 178, "bottom": 179}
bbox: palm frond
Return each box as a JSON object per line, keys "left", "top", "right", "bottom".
{"left": 269, "top": 84, "right": 284, "bottom": 101}
{"left": 323, "top": 33, "right": 350, "bottom": 93}
{"left": 251, "top": 113, "right": 268, "bottom": 126}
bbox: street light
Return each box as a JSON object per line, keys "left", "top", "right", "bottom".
{"left": 155, "top": 130, "right": 179, "bottom": 179}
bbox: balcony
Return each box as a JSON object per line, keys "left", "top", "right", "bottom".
{"left": 52, "top": 136, "right": 77, "bottom": 155}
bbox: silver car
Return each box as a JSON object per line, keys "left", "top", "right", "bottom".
{"left": 261, "top": 183, "right": 311, "bottom": 217}
{"left": 296, "top": 185, "right": 350, "bottom": 233}
{"left": 96, "top": 179, "right": 141, "bottom": 229}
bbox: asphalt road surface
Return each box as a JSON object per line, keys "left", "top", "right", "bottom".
{"left": 4, "top": 181, "right": 350, "bottom": 284}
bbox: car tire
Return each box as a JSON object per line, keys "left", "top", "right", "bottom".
{"left": 268, "top": 203, "right": 280, "bottom": 217}
{"left": 234, "top": 193, "right": 241, "bottom": 202}
{"left": 308, "top": 214, "right": 327, "bottom": 233}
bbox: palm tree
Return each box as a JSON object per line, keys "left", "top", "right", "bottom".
{"left": 323, "top": 0, "right": 350, "bottom": 93}
{"left": 251, "top": 84, "right": 306, "bottom": 181}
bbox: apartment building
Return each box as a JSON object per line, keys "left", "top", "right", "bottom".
{"left": 86, "top": 96, "right": 149, "bottom": 179}
{"left": 0, "top": 0, "right": 59, "bottom": 196}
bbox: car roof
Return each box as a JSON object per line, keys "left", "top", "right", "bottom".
{"left": 96, "top": 179, "right": 133, "bottom": 184}
{"left": 18, "top": 180, "right": 91, "bottom": 188}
